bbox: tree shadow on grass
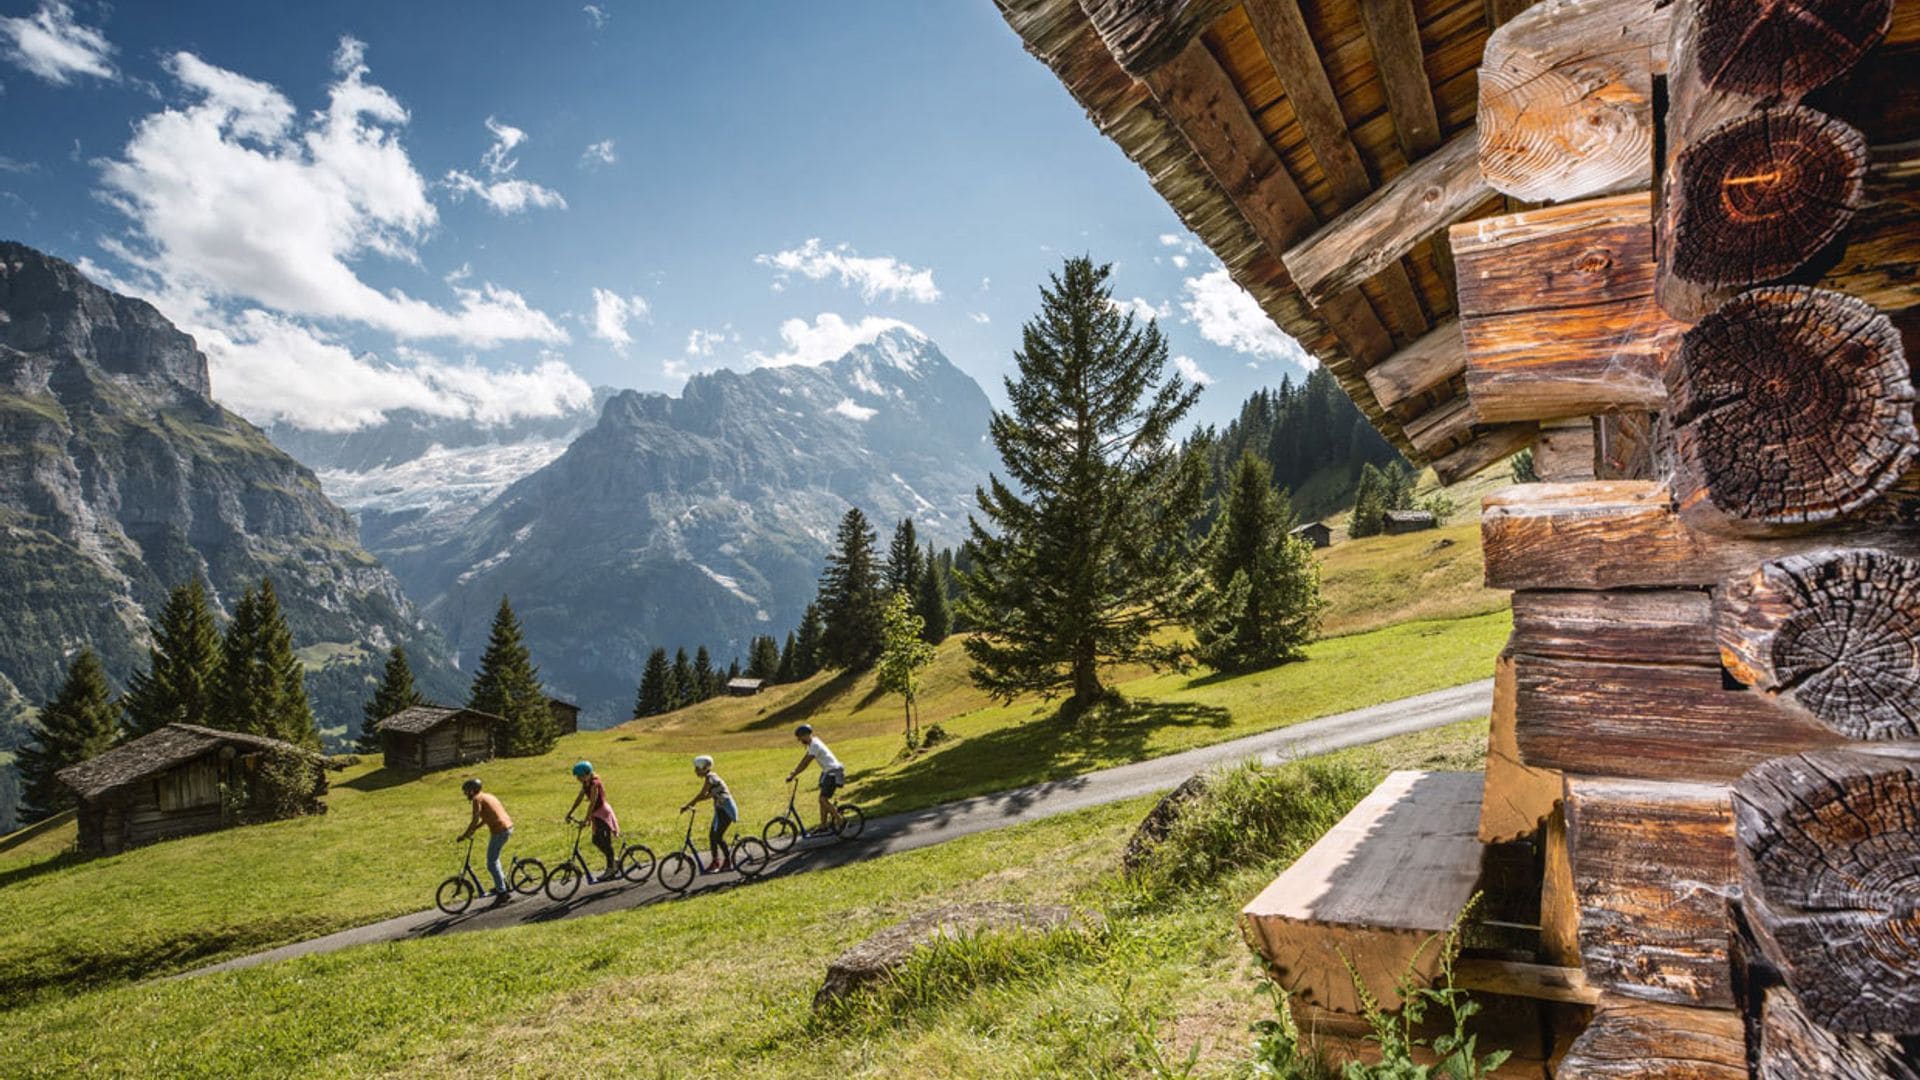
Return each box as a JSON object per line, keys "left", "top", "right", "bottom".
{"left": 0, "top": 847, "right": 88, "bottom": 890}
{"left": 339, "top": 767, "right": 422, "bottom": 794}
{"left": 852, "top": 697, "right": 1231, "bottom": 818}
{"left": 740, "top": 669, "right": 865, "bottom": 732}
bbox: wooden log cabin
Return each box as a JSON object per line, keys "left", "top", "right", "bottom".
{"left": 56, "top": 723, "right": 327, "bottom": 855}
{"left": 376, "top": 705, "right": 501, "bottom": 772}
{"left": 547, "top": 696, "right": 582, "bottom": 738}
{"left": 998, "top": 0, "right": 1920, "bottom": 1073}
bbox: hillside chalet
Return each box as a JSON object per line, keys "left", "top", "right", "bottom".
{"left": 58, "top": 724, "right": 326, "bottom": 855}
{"left": 725, "top": 678, "right": 765, "bottom": 697}
{"left": 376, "top": 705, "right": 501, "bottom": 772}
{"left": 1382, "top": 508, "right": 1437, "bottom": 534}
{"left": 1001, "top": 0, "right": 1920, "bottom": 1072}
{"left": 1290, "top": 520, "right": 1332, "bottom": 548}
{"left": 547, "top": 696, "right": 582, "bottom": 737}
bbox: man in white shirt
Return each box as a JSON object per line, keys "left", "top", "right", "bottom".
{"left": 785, "top": 723, "right": 846, "bottom": 836}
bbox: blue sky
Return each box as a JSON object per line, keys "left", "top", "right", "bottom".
{"left": 0, "top": 1, "right": 1312, "bottom": 432}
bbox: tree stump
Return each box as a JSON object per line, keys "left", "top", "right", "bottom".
{"left": 1668, "top": 286, "right": 1916, "bottom": 529}
{"left": 1717, "top": 549, "right": 1920, "bottom": 740}
{"left": 1667, "top": 0, "right": 1894, "bottom": 149}
{"left": 1657, "top": 108, "right": 1868, "bottom": 320}
{"left": 1733, "top": 747, "right": 1920, "bottom": 1034}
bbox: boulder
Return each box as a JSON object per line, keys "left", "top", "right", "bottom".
{"left": 813, "top": 901, "right": 1092, "bottom": 1010}
{"left": 1120, "top": 773, "right": 1212, "bottom": 875}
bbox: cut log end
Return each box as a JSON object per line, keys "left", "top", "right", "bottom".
{"left": 1692, "top": 0, "right": 1895, "bottom": 100}
{"left": 1669, "top": 286, "right": 1917, "bottom": 527}
{"left": 1660, "top": 108, "right": 1867, "bottom": 317}
{"left": 1734, "top": 747, "right": 1920, "bottom": 1034}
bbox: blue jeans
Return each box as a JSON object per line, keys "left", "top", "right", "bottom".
{"left": 710, "top": 800, "right": 737, "bottom": 852}
{"left": 485, "top": 828, "right": 512, "bottom": 893}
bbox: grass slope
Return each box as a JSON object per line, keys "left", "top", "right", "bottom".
{"left": 0, "top": 718, "right": 1489, "bottom": 1078}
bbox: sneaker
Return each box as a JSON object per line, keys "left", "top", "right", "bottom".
{"left": 491, "top": 892, "right": 514, "bottom": 906}
{"left": 601, "top": 867, "right": 620, "bottom": 882}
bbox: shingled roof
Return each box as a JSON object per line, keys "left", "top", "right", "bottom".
{"left": 375, "top": 705, "right": 502, "bottom": 736}
{"left": 57, "top": 724, "right": 318, "bottom": 801}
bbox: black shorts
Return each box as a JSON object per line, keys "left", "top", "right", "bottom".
{"left": 819, "top": 769, "right": 844, "bottom": 799}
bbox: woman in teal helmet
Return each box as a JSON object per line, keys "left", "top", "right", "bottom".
{"left": 565, "top": 760, "right": 620, "bottom": 880}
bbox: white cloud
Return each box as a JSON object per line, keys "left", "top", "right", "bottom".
{"left": 1173, "top": 354, "right": 1213, "bottom": 386}
{"left": 754, "top": 238, "right": 939, "bottom": 303}
{"left": 745, "top": 313, "right": 920, "bottom": 369}
{"left": 1109, "top": 296, "right": 1169, "bottom": 323}
{"left": 831, "top": 398, "right": 877, "bottom": 422}
{"left": 445, "top": 115, "right": 566, "bottom": 214}
{"left": 967, "top": 311, "right": 990, "bottom": 324}
{"left": 582, "top": 4, "right": 608, "bottom": 28}
{"left": 1181, "top": 268, "right": 1311, "bottom": 366}
{"left": 589, "top": 287, "right": 649, "bottom": 351}
{"left": 580, "top": 138, "right": 616, "bottom": 167}
{"left": 0, "top": 1, "right": 113, "bottom": 85}
{"left": 97, "top": 39, "right": 567, "bottom": 348}
{"left": 1171, "top": 254, "right": 1189, "bottom": 269}
{"left": 685, "top": 327, "right": 735, "bottom": 356}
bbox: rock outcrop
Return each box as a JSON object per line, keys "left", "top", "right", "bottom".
{"left": 813, "top": 901, "right": 1096, "bottom": 1010}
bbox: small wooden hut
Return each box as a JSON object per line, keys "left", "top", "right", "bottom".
{"left": 725, "top": 678, "right": 765, "bottom": 697}
{"left": 1382, "top": 508, "right": 1437, "bottom": 534}
{"left": 1290, "top": 520, "right": 1333, "bottom": 548}
{"left": 57, "top": 724, "right": 326, "bottom": 855}
{"left": 546, "top": 696, "right": 582, "bottom": 737}
{"left": 1002, "top": 0, "right": 1920, "bottom": 1073}
{"left": 376, "top": 705, "right": 500, "bottom": 772}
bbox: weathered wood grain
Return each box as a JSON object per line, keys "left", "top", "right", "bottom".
{"left": 1559, "top": 994, "right": 1749, "bottom": 1078}
{"left": 1595, "top": 411, "right": 1657, "bottom": 480}
{"left": 1532, "top": 418, "right": 1596, "bottom": 481}
{"left": 1810, "top": 140, "right": 1920, "bottom": 315}
{"left": 1510, "top": 589, "right": 1718, "bottom": 665}
{"left": 1453, "top": 193, "right": 1679, "bottom": 423}
{"left": 1403, "top": 395, "right": 1473, "bottom": 456}
{"left": 1358, "top": 0, "right": 1442, "bottom": 161}
{"left": 1480, "top": 651, "right": 1561, "bottom": 844}
{"left": 1717, "top": 549, "right": 1920, "bottom": 741}
{"left": 1667, "top": 286, "right": 1916, "bottom": 529}
{"left": 1431, "top": 422, "right": 1536, "bottom": 484}
{"left": 1282, "top": 128, "right": 1489, "bottom": 308}
{"left": 1454, "top": 958, "right": 1602, "bottom": 1005}
{"left": 1361, "top": 318, "right": 1465, "bottom": 411}
{"left": 1079, "top": 0, "right": 1236, "bottom": 77}
{"left": 1477, "top": 0, "right": 1667, "bottom": 202}
{"left": 1734, "top": 746, "right": 1920, "bottom": 1034}
{"left": 1565, "top": 777, "right": 1738, "bottom": 1006}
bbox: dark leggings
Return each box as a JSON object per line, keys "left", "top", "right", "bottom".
{"left": 591, "top": 819, "right": 617, "bottom": 866}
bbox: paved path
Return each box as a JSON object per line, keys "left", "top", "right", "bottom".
{"left": 186, "top": 678, "right": 1493, "bottom": 979}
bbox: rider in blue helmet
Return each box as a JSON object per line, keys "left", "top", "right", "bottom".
{"left": 565, "top": 760, "right": 619, "bottom": 880}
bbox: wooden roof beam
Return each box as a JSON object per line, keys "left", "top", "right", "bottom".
{"left": 1362, "top": 318, "right": 1464, "bottom": 411}
{"left": 1358, "top": 0, "right": 1443, "bottom": 160}
{"left": 1076, "top": 0, "right": 1237, "bottom": 78}
{"left": 1281, "top": 128, "right": 1489, "bottom": 308}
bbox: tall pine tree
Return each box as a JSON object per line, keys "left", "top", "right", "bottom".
{"left": 915, "top": 541, "right": 952, "bottom": 645}
{"left": 775, "top": 632, "right": 798, "bottom": 683}
{"left": 961, "top": 257, "right": 1207, "bottom": 715}
{"left": 634, "top": 647, "right": 672, "bottom": 717}
{"left": 885, "top": 518, "right": 922, "bottom": 596}
{"left": 816, "top": 508, "right": 885, "bottom": 670}
{"left": 1192, "top": 455, "right": 1326, "bottom": 672}
{"left": 747, "top": 635, "right": 781, "bottom": 680}
{"left": 121, "top": 578, "right": 222, "bottom": 738}
{"left": 669, "top": 647, "right": 694, "bottom": 709}
{"left": 16, "top": 649, "right": 120, "bottom": 822}
{"left": 358, "top": 645, "right": 420, "bottom": 753}
{"left": 692, "top": 646, "right": 716, "bottom": 702}
{"left": 213, "top": 578, "right": 318, "bottom": 748}
{"left": 793, "top": 604, "right": 824, "bottom": 679}
{"left": 467, "top": 596, "right": 553, "bottom": 757}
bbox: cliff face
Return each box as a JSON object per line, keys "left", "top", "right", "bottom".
{"left": 0, "top": 241, "right": 461, "bottom": 757}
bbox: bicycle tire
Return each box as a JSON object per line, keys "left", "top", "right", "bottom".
{"left": 732, "top": 836, "right": 771, "bottom": 879}
{"left": 435, "top": 875, "right": 476, "bottom": 916}
{"left": 833, "top": 805, "right": 866, "bottom": 840}
{"left": 509, "top": 857, "right": 546, "bottom": 895}
{"left": 618, "top": 844, "right": 656, "bottom": 884}
{"left": 545, "top": 861, "right": 583, "bottom": 903}
{"left": 761, "top": 816, "right": 799, "bottom": 854}
{"left": 658, "top": 852, "right": 697, "bottom": 894}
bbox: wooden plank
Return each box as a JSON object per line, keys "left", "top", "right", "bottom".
{"left": 1282, "top": 128, "right": 1490, "bottom": 307}
{"left": 1594, "top": 411, "right": 1655, "bottom": 480}
{"left": 1509, "top": 589, "right": 1717, "bottom": 665}
{"left": 1359, "top": 0, "right": 1443, "bottom": 160}
{"left": 1514, "top": 655, "right": 1847, "bottom": 782}
{"left": 1430, "top": 422, "right": 1536, "bottom": 483}
{"left": 1079, "top": 0, "right": 1238, "bottom": 77}
{"left": 1241, "top": 770, "right": 1485, "bottom": 1013}
{"left": 1454, "top": 958, "right": 1602, "bottom": 1005}
{"left": 1480, "top": 651, "right": 1561, "bottom": 843}
{"left": 1532, "top": 418, "right": 1595, "bottom": 481}
{"left": 1477, "top": 0, "right": 1667, "bottom": 202}
{"left": 1559, "top": 994, "right": 1748, "bottom": 1078}
{"left": 1565, "top": 778, "right": 1738, "bottom": 1007}
{"left": 1403, "top": 395, "right": 1472, "bottom": 455}
{"left": 1480, "top": 480, "right": 1920, "bottom": 590}
{"left": 1453, "top": 192, "right": 1679, "bottom": 423}
{"left": 1540, "top": 804, "right": 1581, "bottom": 967}
{"left": 1362, "top": 318, "right": 1465, "bottom": 410}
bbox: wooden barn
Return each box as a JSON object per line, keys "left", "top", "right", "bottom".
{"left": 376, "top": 705, "right": 501, "bottom": 772}
{"left": 725, "top": 678, "right": 765, "bottom": 697}
{"left": 546, "top": 696, "right": 582, "bottom": 737}
{"left": 1382, "top": 508, "right": 1437, "bottom": 534}
{"left": 57, "top": 724, "right": 326, "bottom": 855}
{"left": 1290, "top": 520, "right": 1333, "bottom": 548}
{"left": 1001, "top": 0, "right": 1919, "bottom": 1074}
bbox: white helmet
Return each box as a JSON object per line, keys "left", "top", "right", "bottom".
{"left": 692, "top": 754, "right": 713, "bottom": 774}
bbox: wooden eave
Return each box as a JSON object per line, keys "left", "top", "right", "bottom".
{"left": 996, "top": 0, "right": 1529, "bottom": 478}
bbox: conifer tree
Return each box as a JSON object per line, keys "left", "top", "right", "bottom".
{"left": 961, "top": 256, "right": 1207, "bottom": 715}
{"left": 635, "top": 647, "right": 672, "bottom": 717}
{"left": 885, "top": 518, "right": 922, "bottom": 596}
{"left": 775, "top": 632, "right": 798, "bottom": 683}
{"left": 817, "top": 508, "right": 885, "bottom": 670}
{"left": 17, "top": 649, "right": 120, "bottom": 822}
{"left": 122, "top": 578, "right": 223, "bottom": 738}
{"left": 747, "top": 635, "right": 781, "bottom": 680}
{"left": 213, "top": 578, "right": 318, "bottom": 748}
{"left": 875, "top": 591, "right": 937, "bottom": 745}
{"left": 793, "top": 604, "right": 824, "bottom": 679}
{"left": 670, "top": 647, "right": 693, "bottom": 709}
{"left": 692, "top": 646, "right": 715, "bottom": 702}
{"left": 1192, "top": 455, "right": 1326, "bottom": 672}
{"left": 915, "top": 542, "right": 952, "bottom": 645}
{"left": 358, "top": 645, "right": 421, "bottom": 753}
{"left": 467, "top": 595, "right": 553, "bottom": 757}
{"left": 727, "top": 657, "right": 741, "bottom": 683}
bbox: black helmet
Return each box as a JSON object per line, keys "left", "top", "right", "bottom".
{"left": 461, "top": 777, "right": 482, "bottom": 795}
{"left": 794, "top": 724, "right": 813, "bottom": 738}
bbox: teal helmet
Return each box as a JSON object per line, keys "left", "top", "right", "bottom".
{"left": 572, "top": 761, "right": 593, "bottom": 779}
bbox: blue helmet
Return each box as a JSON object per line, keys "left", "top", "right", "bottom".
{"left": 571, "top": 761, "right": 593, "bottom": 779}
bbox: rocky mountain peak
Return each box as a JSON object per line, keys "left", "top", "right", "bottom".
{"left": 0, "top": 241, "right": 211, "bottom": 399}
